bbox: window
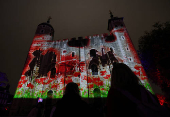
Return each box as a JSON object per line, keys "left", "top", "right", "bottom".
{"left": 121, "top": 36, "right": 125, "bottom": 40}
{"left": 72, "top": 52, "right": 75, "bottom": 57}
{"left": 47, "top": 90, "right": 53, "bottom": 98}
{"left": 128, "top": 57, "right": 133, "bottom": 62}
{"left": 126, "top": 46, "right": 130, "bottom": 51}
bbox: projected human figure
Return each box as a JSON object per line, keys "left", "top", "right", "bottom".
{"left": 91, "top": 64, "right": 98, "bottom": 75}
{"left": 25, "top": 50, "right": 56, "bottom": 78}
{"left": 106, "top": 48, "right": 118, "bottom": 64}
{"left": 38, "top": 51, "right": 56, "bottom": 77}
{"left": 25, "top": 49, "right": 42, "bottom": 77}
{"left": 89, "top": 48, "right": 118, "bottom": 73}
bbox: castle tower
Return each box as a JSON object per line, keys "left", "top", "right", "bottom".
{"left": 107, "top": 11, "right": 152, "bottom": 88}
{"left": 15, "top": 17, "right": 55, "bottom": 98}
{"left": 35, "top": 16, "right": 54, "bottom": 40}
{"left": 9, "top": 18, "right": 56, "bottom": 116}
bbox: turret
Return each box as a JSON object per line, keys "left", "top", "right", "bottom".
{"left": 107, "top": 11, "right": 125, "bottom": 31}
{"left": 34, "top": 16, "right": 54, "bottom": 41}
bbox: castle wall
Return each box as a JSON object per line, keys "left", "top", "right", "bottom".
{"left": 10, "top": 18, "right": 154, "bottom": 116}
{"left": 13, "top": 30, "right": 153, "bottom": 99}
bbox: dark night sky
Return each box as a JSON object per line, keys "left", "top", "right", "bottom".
{"left": 0, "top": 0, "right": 170, "bottom": 95}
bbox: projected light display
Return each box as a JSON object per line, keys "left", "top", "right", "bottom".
{"left": 14, "top": 17, "right": 153, "bottom": 99}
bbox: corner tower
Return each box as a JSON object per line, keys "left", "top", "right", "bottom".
{"left": 34, "top": 17, "right": 54, "bottom": 41}
{"left": 14, "top": 17, "right": 55, "bottom": 99}
{"left": 108, "top": 11, "right": 153, "bottom": 90}
{"left": 10, "top": 17, "right": 55, "bottom": 116}
{"left": 108, "top": 11, "right": 125, "bottom": 32}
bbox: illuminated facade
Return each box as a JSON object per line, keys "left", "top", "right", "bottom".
{"left": 14, "top": 15, "right": 153, "bottom": 99}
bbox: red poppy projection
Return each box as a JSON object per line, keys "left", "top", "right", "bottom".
{"left": 14, "top": 19, "right": 153, "bottom": 99}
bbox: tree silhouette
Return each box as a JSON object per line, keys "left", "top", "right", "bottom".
{"left": 138, "top": 21, "right": 170, "bottom": 100}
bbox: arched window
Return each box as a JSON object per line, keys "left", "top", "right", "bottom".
{"left": 72, "top": 52, "right": 75, "bottom": 57}
{"left": 47, "top": 90, "right": 53, "bottom": 98}
{"left": 91, "top": 64, "right": 98, "bottom": 75}
{"left": 93, "top": 88, "right": 101, "bottom": 98}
